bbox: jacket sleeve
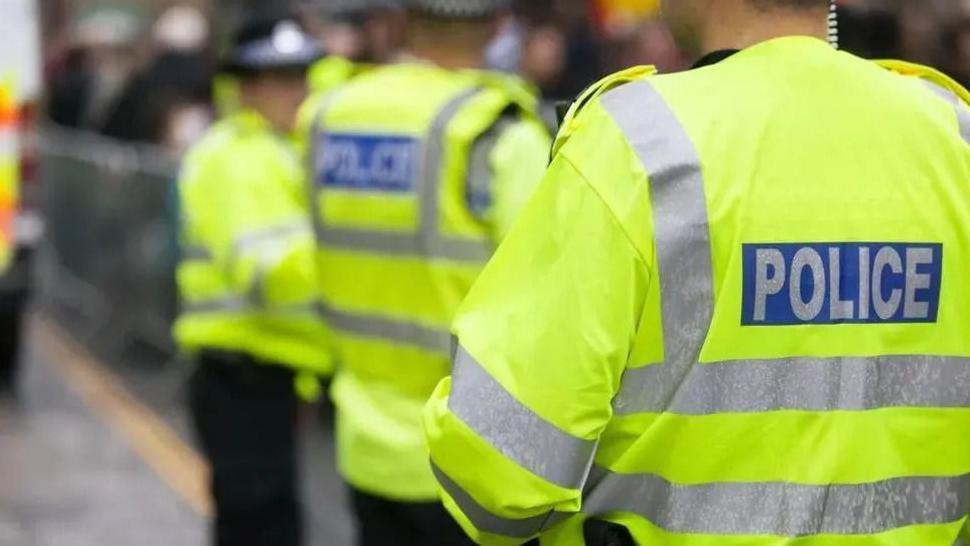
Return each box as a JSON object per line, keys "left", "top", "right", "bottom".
{"left": 424, "top": 101, "right": 652, "bottom": 543}
{"left": 486, "top": 116, "right": 552, "bottom": 240}
{"left": 180, "top": 135, "right": 319, "bottom": 312}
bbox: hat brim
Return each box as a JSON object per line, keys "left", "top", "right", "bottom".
{"left": 221, "top": 56, "right": 322, "bottom": 76}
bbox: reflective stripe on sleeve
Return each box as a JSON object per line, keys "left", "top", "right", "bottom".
{"left": 614, "top": 355, "right": 970, "bottom": 415}
{"left": 583, "top": 468, "right": 970, "bottom": 536}
{"left": 181, "top": 244, "right": 212, "bottom": 262}
{"left": 922, "top": 80, "right": 970, "bottom": 145}
{"left": 448, "top": 345, "right": 597, "bottom": 489}
{"left": 182, "top": 296, "right": 248, "bottom": 314}
{"left": 318, "top": 302, "right": 452, "bottom": 354}
{"left": 600, "top": 80, "right": 715, "bottom": 414}
{"left": 431, "top": 462, "right": 558, "bottom": 538}
{"left": 182, "top": 222, "right": 312, "bottom": 264}
{"left": 234, "top": 221, "right": 313, "bottom": 255}
{"left": 182, "top": 296, "right": 319, "bottom": 316}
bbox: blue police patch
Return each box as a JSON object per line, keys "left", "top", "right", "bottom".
{"left": 741, "top": 243, "right": 943, "bottom": 325}
{"left": 316, "top": 133, "right": 419, "bottom": 192}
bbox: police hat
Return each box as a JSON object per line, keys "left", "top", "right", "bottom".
{"left": 409, "top": 0, "right": 509, "bottom": 19}
{"left": 223, "top": 17, "right": 323, "bottom": 75}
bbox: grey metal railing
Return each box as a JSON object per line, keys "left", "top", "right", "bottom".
{"left": 38, "top": 126, "right": 180, "bottom": 358}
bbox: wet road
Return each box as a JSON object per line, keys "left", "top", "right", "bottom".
{"left": 0, "top": 314, "right": 354, "bottom": 546}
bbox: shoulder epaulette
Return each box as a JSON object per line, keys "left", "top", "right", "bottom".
{"left": 876, "top": 59, "right": 970, "bottom": 106}
{"left": 552, "top": 65, "right": 657, "bottom": 157}
{"left": 472, "top": 70, "right": 540, "bottom": 113}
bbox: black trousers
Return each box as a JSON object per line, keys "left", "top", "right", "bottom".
{"left": 350, "top": 488, "right": 477, "bottom": 546}
{"left": 189, "top": 351, "right": 301, "bottom": 546}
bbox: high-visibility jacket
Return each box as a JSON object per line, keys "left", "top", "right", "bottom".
{"left": 0, "top": 77, "right": 18, "bottom": 272}
{"left": 308, "top": 63, "right": 552, "bottom": 500}
{"left": 174, "top": 110, "right": 332, "bottom": 375}
{"left": 308, "top": 56, "right": 357, "bottom": 95}
{"left": 425, "top": 37, "right": 970, "bottom": 545}
{"left": 294, "top": 57, "right": 366, "bottom": 158}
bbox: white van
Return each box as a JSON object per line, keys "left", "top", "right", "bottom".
{"left": 0, "top": 0, "right": 43, "bottom": 239}
{"left": 0, "top": 0, "right": 43, "bottom": 106}
{"left": 0, "top": 0, "right": 42, "bottom": 386}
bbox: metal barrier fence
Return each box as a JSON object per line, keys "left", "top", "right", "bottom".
{"left": 39, "top": 126, "right": 180, "bottom": 358}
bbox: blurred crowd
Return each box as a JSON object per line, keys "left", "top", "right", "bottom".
{"left": 40, "top": 0, "right": 970, "bottom": 152}
{"left": 45, "top": 5, "right": 214, "bottom": 151}
{"left": 839, "top": 0, "right": 970, "bottom": 87}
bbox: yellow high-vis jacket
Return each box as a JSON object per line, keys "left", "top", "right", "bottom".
{"left": 426, "top": 37, "right": 970, "bottom": 545}
{"left": 307, "top": 62, "right": 552, "bottom": 501}
{"left": 174, "top": 110, "right": 333, "bottom": 375}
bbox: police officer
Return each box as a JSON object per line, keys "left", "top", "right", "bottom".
{"left": 295, "top": 0, "right": 406, "bottom": 154}
{"left": 304, "top": 1, "right": 552, "bottom": 544}
{"left": 425, "top": 0, "right": 970, "bottom": 544}
{"left": 175, "top": 17, "right": 331, "bottom": 546}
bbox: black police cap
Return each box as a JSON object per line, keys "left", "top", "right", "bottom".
{"left": 223, "top": 17, "right": 323, "bottom": 74}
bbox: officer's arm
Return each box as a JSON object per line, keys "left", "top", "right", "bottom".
{"left": 483, "top": 116, "right": 553, "bottom": 240}
{"left": 236, "top": 153, "right": 320, "bottom": 312}
{"left": 425, "top": 100, "right": 651, "bottom": 545}
{"left": 185, "top": 140, "right": 320, "bottom": 313}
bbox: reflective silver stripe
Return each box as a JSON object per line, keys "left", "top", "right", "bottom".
{"left": 615, "top": 355, "right": 970, "bottom": 415}
{"left": 239, "top": 222, "right": 314, "bottom": 307}
{"left": 449, "top": 346, "right": 597, "bottom": 489}
{"left": 431, "top": 462, "right": 554, "bottom": 538}
{"left": 318, "top": 302, "right": 451, "bottom": 353}
{"left": 923, "top": 80, "right": 970, "bottom": 145}
{"left": 306, "top": 90, "right": 343, "bottom": 246}
{"left": 181, "top": 222, "right": 311, "bottom": 263}
{"left": 313, "top": 87, "right": 493, "bottom": 263}
{"left": 182, "top": 297, "right": 249, "bottom": 314}
{"left": 317, "top": 228, "right": 491, "bottom": 262}
{"left": 600, "top": 81, "right": 715, "bottom": 413}
{"left": 432, "top": 237, "right": 491, "bottom": 262}
{"left": 182, "top": 297, "right": 319, "bottom": 316}
{"left": 181, "top": 244, "right": 212, "bottom": 261}
{"left": 583, "top": 469, "right": 970, "bottom": 536}
{"left": 316, "top": 229, "right": 419, "bottom": 256}
{"left": 234, "top": 222, "right": 312, "bottom": 255}
{"left": 419, "top": 88, "right": 489, "bottom": 257}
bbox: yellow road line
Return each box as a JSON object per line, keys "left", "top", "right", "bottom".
{"left": 34, "top": 316, "right": 213, "bottom": 517}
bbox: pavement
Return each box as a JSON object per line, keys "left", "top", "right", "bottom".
{"left": 0, "top": 314, "right": 354, "bottom": 546}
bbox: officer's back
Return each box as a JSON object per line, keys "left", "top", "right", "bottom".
{"left": 424, "top": 1, "right": 970, "bottom": 545}
{"left": 636, "top": 38, "right": 970, "bottom": 359}
{"left": 306, "top": 2, "right": 552, "bottom": 544}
